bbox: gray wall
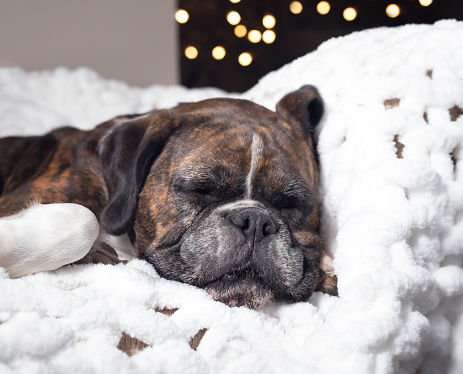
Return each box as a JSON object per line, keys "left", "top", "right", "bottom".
{"left": 0, "top": 0, "right": 178, "bottom": 87}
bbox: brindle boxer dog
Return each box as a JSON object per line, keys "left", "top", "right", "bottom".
{"left": 0, "top": 85, "right": 337, "bottom": 308}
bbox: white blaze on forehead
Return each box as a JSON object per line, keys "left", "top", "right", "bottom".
{"left": 245, "top": 133, "right": 263, "bottom": 199}
{"left": 215, "top": 199, "right": 265, "bottom": 212}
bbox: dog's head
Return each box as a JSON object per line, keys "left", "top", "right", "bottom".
{"left": 98, "top": 85, "right": 330, "bottom": 308}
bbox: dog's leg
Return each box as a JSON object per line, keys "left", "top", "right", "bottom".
{"left": 76, "top": 235, "right": 124, "bottom": 265}
{"left": 77, "top": 231, "right": 136, "bottom": 265}
{"left": 0, "top": 203, "right": 99, "bottom": 278}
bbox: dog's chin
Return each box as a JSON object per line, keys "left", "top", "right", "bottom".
{"left": 203, "top": 268, "right": 276, "bottom": 309}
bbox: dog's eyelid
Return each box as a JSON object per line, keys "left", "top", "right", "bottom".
{"left": 271, "top": 191, "right": 314, "bottom": 215}
{"left": 272, "top": 184, "right": 311, "bottom": 203}
{"left": 279, "top": 200, "right": 303, "bottom": 210}
{"left": 171, "top": 177, "right": 216, "bottom": 195}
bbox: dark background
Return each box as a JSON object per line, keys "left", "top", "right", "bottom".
{"left": 178, "top": 0, "right": 463, "bottom": 92}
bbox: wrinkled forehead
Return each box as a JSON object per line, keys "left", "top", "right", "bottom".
{"left": 173, "top": 127, "right": 253, "bottom": 180}
{"left": 168, "top": 123, "right": 316, "bottom": 191}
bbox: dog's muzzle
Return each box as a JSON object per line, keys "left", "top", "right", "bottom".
{"left": 146, "top": 200, "right": 323, "bottom": 309}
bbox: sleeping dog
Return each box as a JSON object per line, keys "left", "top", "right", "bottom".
{"left": 0, "top": 85, "right": 336, "bottom": 308}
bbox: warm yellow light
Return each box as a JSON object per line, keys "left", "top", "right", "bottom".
{"left": 419, "top": 0, "right": 433, "bottom": 6}
{"left": 317, "top": 1, "right": 331, "bottom": 15}
{"left": 262, "top": 30, "right": 276, "bottom": 44}
{"left": 289, "top": 1, "right": 303, "bottom": 14}
{"left": 234, "top": 24, "right": 247, "bottom": 38}
{"left": 227, "top": 11, "right": 241, "bottom": 25}
{"left": 386, "top": 4, "right": 400, "bottom": 18}
{"left": 343, "top": 7, "right": 357, "bottom": 21}
{"left": 212, "top": 46, "right": 226, "bottom": 60}
{"left": 230, "top": 0, "right": 241, "bottom": 3}
{"left": 262, "top": 14, "right": 276, "bottom": 29}
{"left": 175, "top": 9, "right": 189, "bottom": 24}
{"left": 185, "top": 46, "right": 198, "bottom": 59}
{"left": 238, "top": 52, "right": 253, "bottom": 66}
{"left": 248, "top": 30, "right": 262, "bottom": 43}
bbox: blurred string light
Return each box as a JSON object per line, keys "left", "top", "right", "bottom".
{"left": 262, "top": 30, "right": 276, "bottom": 44}
{"left": 212, "top": 46, "right": 226, "bottom": 60}
{"left": 234, "top": 24, "right": 247, "bottom": 38}
{"left": 262, "top": 14, "right": 276, "bottom": 29}
{"left": 239, "top": 52, "right": 253, "bottom": 66}
{"left": 317, "top": 1, "right": 330, "bottom": 15}
{"left": 179, "top": 0, "right": 442, "bottom": 79}
{"left": 419, "top": 0, "right": 433, "bottom": 6}
{"left": 289, "top": 1, "right": 303, "bottom": 14}
{"left": 175, "top": 9, "right": 189, "bottom": 24}
{"left": 184, "top": 46, "right": 198, "bottom": 59}
{"left": 248, "top": 30, "right": 262, "bottom": 43}
{"left": 386, "top": 4, "right": 401, "bottom": 18}
{"left": 227, "top": 10, "right": 241, "bottom": 25}
{"left": 343, "top": 7, "right": 357, "bottom": 21}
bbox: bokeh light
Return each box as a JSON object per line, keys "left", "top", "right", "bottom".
{"left": 227, "top": 11, "right": 241, "bottom": 25}
{"left": 238, "top": 52, "right": 253, "bottom": 66}
{"left": 184, "top": 46, "right": 198, "bottom": 59}
{"left": 212, "top": 46, "right": 226, "bottom": 60}
{"left": 248, "top": 30, "right": 262, "bottom": 43}
{"left": 262, "top": 30, "right": 276, "bottom": 44}
{"left": 317, "top": 2, "right": 331, "bottom": 15}
{"left": 175, "top": 9, "right": 189, "bottom": 24}
{"left": 262, "top": 14, "right": 276, "bottom": 29}
{"left": 234, "top": 24, "right": 247, "bottom": 38}
{"left": 343, "top": 7, "right": 357, "bottom": 21}
{"left": 386, "top": 4, "right": 401, "bottom": 18}
{"left": 289, "top": 1, "right": 303, "bottom": 14}
{"left": 419, "top": 0, "right": 433, "bottom": 6}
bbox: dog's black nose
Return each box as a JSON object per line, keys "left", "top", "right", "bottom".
{"left": 230, "top": 208, "right": 278, "bottom": 243}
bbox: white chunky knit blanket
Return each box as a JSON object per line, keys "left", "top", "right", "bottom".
{"left": 1, "top": 20, "right": 462, "bottom": 374}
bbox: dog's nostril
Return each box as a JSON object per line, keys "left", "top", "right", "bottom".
{"left": 263, "top": 222, "right": 276, "bottom": 235}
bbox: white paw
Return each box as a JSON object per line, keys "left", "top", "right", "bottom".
{"left": 0, "top": 203, "right": 99, "bottom": 278}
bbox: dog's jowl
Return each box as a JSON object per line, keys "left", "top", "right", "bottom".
{"left": 0, "top": 85, "right": 337, "bottom": 308}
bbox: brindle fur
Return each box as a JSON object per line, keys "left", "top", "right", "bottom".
{"left": 0, "top": 86, "right": 337, "bottom": 307}
{"left": 0, "top": 125, "right": 110, "bottom": 217}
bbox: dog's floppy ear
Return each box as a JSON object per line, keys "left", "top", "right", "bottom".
{"left": 276, "top": 85, "right": 324, "bottom": 145}
{"left": 99, "top": 110, "right": 176, "bottom": 235}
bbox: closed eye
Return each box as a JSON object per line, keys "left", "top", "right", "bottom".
{"left": 271, "top": 192, "right": 315, "bottom": 220}
{"left": 171, "top": 176, "right": 222, "bottom": 211}
{"left": 172, "top": 174, "right": 215, "bottom": 192}
{"left": 272, "top": 195, "right": 300, "bottom": 209}
{"left": 172, "top": 183, "right": 216, "bottom": 197}
{"left": 273, "top": 193, "right": 310, "bottom": 209}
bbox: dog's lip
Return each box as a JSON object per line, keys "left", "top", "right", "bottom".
{"left": 204, "top": 267, "right": 276, "bottom": 309}
{"left": 202, "top": 265, "right": 257, "bottom": 288}
{"left": 220, "top": 266, "right": 257, "bottom": 282}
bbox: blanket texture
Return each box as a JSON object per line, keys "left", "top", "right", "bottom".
{"left": 1, "top": 20, "right": 463, "bottom": 374}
